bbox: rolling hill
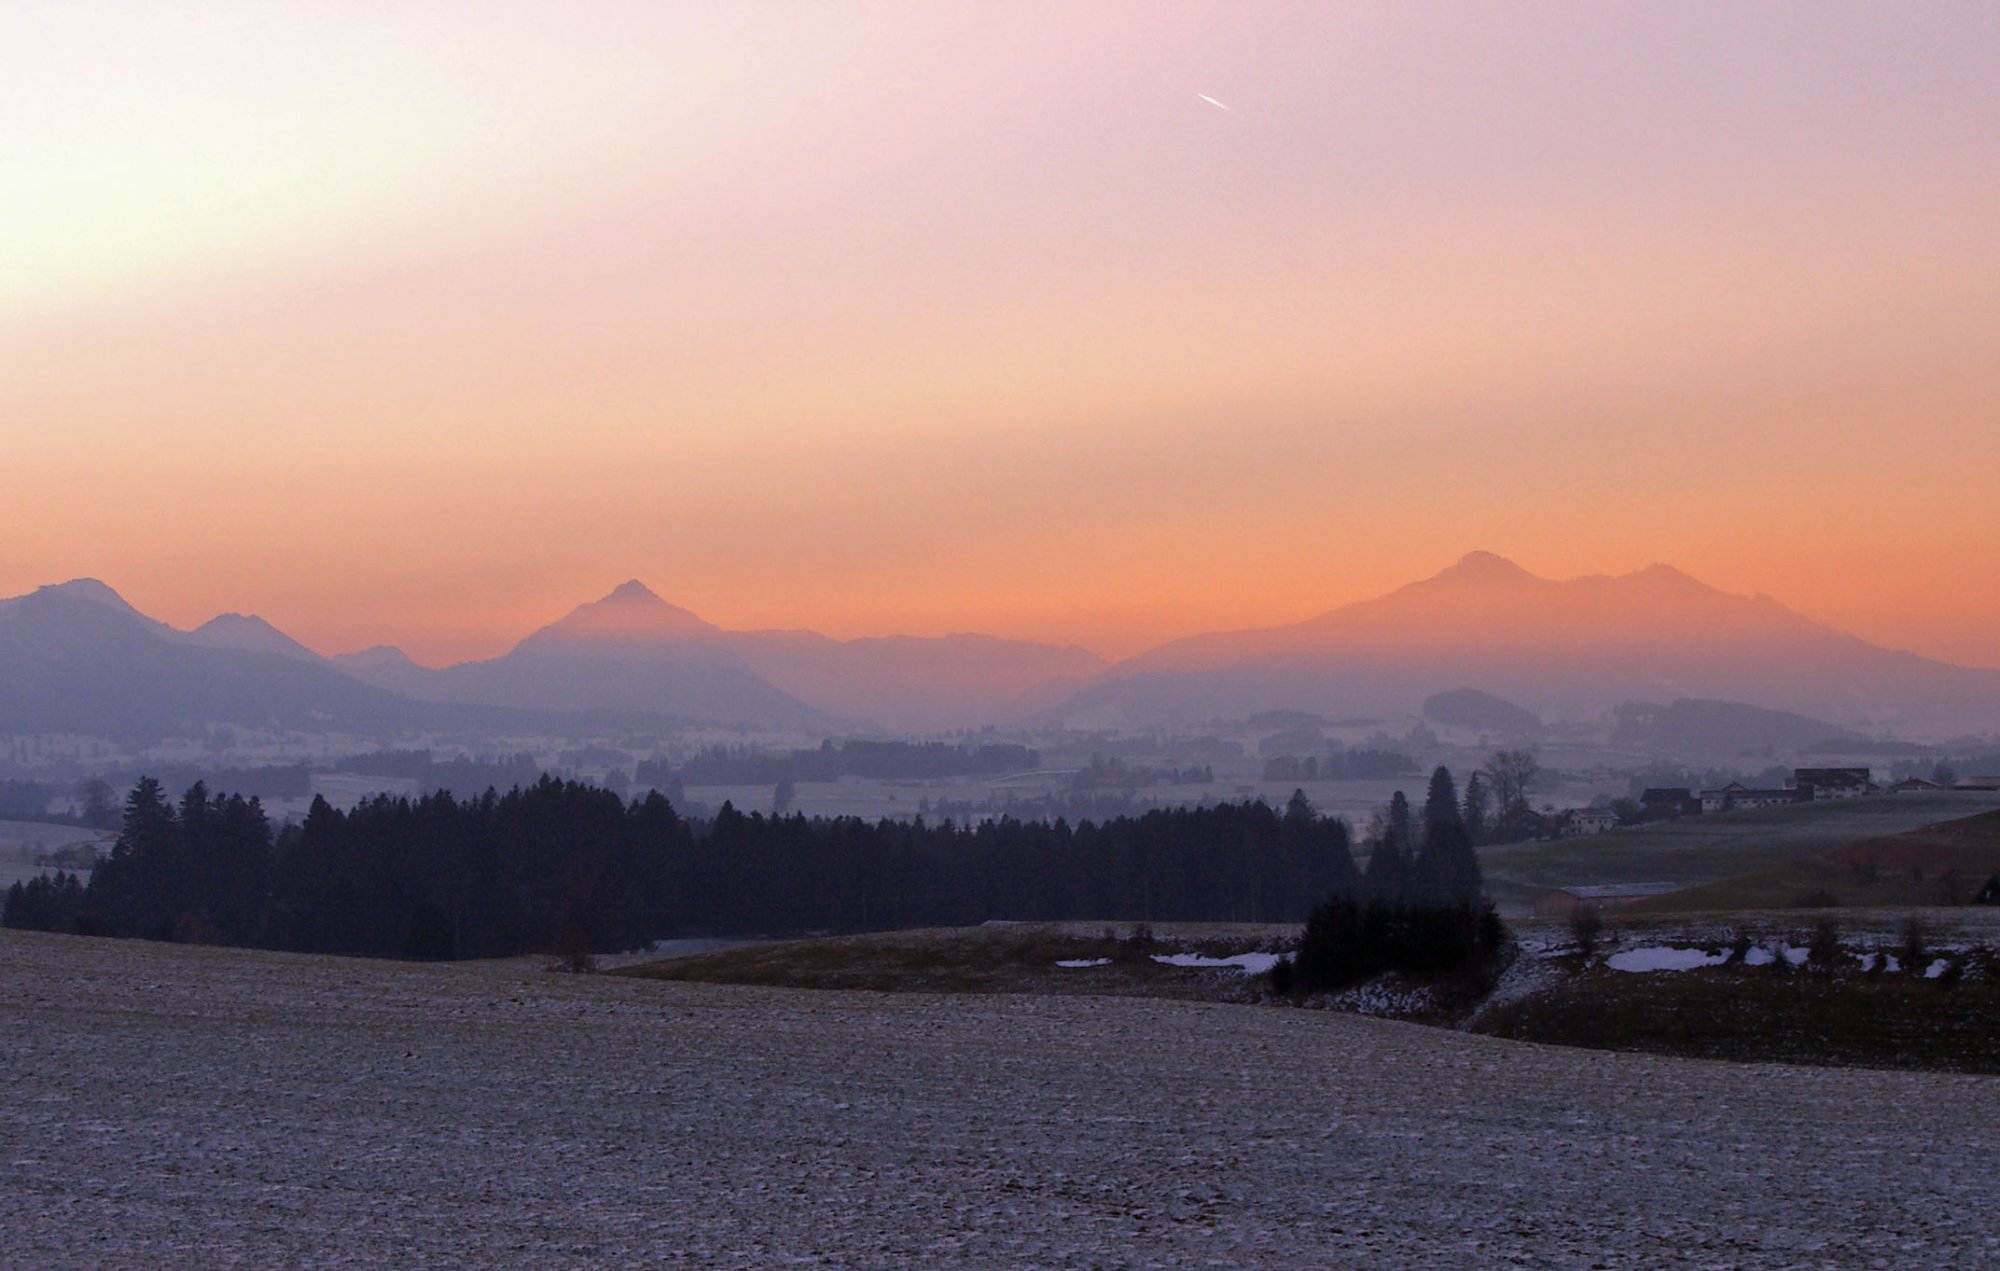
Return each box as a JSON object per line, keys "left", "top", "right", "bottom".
{"left": 1624, "top": 806, "right": 2000, "bottom": 912}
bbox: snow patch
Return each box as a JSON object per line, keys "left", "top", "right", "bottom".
{"left": 1055, "top": 958, "right": 1112, "bottom": 969}
{"left": 1151, "top": 951, "right": 1286, "bottom": 975}
{"left": 1924, "top": 958, "right": 1950, "bottom": 980}
{"left": 1321, "top": 979, "right": 1436, "bottom": 1017}
{"left": 1605, "top": 946, "right": 1728, "bottom": 973}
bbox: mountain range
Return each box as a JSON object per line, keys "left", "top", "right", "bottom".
{"left": 3, "top": 553, "right": 1998, "bottom": 742}
{"left": 1050, "top": 552, "right": 2000, "bottom": 737}
{"left": 0, "top": 580, "right": 435, "bottom": 741}
{"left": 0, "top": 576, "right": 1104, "bottom": 738}
{"left": 325, "top": 580, "right": 1105, "bottom": 732}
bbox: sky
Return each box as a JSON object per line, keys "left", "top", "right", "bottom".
{"left": 3, "top": 2, "right": 1998, "bottom": 668}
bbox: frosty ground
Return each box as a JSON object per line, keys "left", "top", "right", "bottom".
{"left": 5, "top": 930, "right": 1997, "bottom": 1266}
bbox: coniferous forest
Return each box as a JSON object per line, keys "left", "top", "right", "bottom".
{"left": 3, "top": 775, "right": 1421, "bottom": 961}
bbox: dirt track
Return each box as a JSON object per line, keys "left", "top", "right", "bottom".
{"left": 3, "top": 929, "right": 1996, "bottom": 1266}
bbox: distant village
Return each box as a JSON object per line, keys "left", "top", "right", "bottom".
{"left": 1556, "top": 766, "right": 2000, "bottom": 838}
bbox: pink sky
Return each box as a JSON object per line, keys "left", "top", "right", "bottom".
{"left": 3, "top": 2, "right": 1997, "bottom": 666}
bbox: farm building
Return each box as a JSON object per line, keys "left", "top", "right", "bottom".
{"left": 1698, "top": 782, "right": 1797, "bottom": 812}
{"left": 1561, "top": 806, "right": 1620, "bottom": 836}
{"left": 1794, "top": 767, "right": 1873, "bottom": 800}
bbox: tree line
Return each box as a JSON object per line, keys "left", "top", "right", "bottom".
{"left": 6, "top": 775, "right": 1357, "bottom": 960}
{"left": 7, "top": 764, "right": 1502, "bottom": 984}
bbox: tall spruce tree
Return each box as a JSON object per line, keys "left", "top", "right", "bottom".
{"left": 1415, "top": 766, "right": 1483, "bottom": 905}
{"left": 1363, "top": 790, "right": 1415, "bottom": 903}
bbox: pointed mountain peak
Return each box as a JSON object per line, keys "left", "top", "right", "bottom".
{"left": 14, "top": 578, "right": 175, "bottom": 635}
{"left": 38, "top": 577, "right": 140, "bottom": 611}
{"left": 603, "top": 579, "right": 664, "bottom": 605}
{"left": 196, "top": 611, "right": 273, "bottom": 632}
{"left": 1432, "top": 551, "right": 1537, "bottom": 583}
{"left": 1621, "top": 562, "right": 1720, "bottom": 593}
{"left": 334, "top": 643, "right": 422, "bottom": 669}
{"left": 524, "top": 580, "right": 719, "bottom": 647}
{"left": 185, "top": 611, "right": 320, "bottom": 659}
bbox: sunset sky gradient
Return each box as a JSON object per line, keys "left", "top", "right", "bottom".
{"left": 4, "top": 2, "right": 1997, "bottom": 667}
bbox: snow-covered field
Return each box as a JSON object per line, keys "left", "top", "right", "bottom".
{"left": 4, "top": 928, "right": 1998, "bottom": 1265}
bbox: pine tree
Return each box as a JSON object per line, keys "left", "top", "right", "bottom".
{"left": 1363, "top": 791, "right": 1415, "bottom": 903}
{"left": 1414, "top": 766, "right": 1484, "bottom": 905}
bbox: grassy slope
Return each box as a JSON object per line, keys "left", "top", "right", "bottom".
{"left": 1478, "top": 791, "right": 2000, "bottom": 902}
{"left": 1626, "top": 809, "right": 2000, "bottom": 913}
{"left": 1476, "top": 960, "right": 2000, "bottom": 1074}
{"left": 613, "top": 921, "right": 1291, "bottom": 999}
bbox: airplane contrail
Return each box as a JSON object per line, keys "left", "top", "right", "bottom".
{"left": 1196, "top": 93, "right": 1234, "bottom": 114}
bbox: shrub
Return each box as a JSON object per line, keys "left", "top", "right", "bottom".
{"left": 1728, "top": 929, "right": 1754, "bottom": 965}
{"left": 1900, "top": 917, "right": 1930, "bottom": 972}
{"left": 1292, "top": 897, "right": 1507, "bottom": 992}
{"left": 1806, "top": 917, "right": 1843, "bottom": 971}
{"left": 1764, "top": 939, "right": 1793, "bottom": 973}
{"left": 1568, "top": 904, "right": 1605, "bottom": 955}
{"left": 1267, "top": 957, "right": 1296, "bottom": 998}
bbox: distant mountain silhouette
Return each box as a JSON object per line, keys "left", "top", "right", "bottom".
{"left": 332, "top": 581, "right": 1107, "bottom": 731}
{"left": 326, "top": 645, "right": 435, "bottom": 697}
{"left": 186, "top": 612, "right": 323, "bottom": 661}
{"left": 391, "top": 582, "right": 828, "bottom": 728}
{"left": 0, "top": 582, "right": 425, "bottom": 741}
{"left": 0, "top": 576, "right": 1103, "bottom": 736}
{"left": 1056, "top": 552, "right": 2000, "bottom": 737}
{"left": 12, "top": 560, "right": 1998, "bottom": 741}
{"left": 1610, "top": 698, "right": 1868, "bottom": 761}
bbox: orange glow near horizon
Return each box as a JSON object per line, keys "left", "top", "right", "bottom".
{"left": 4, "top": 4, "right": 1998, "bottom": 669}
